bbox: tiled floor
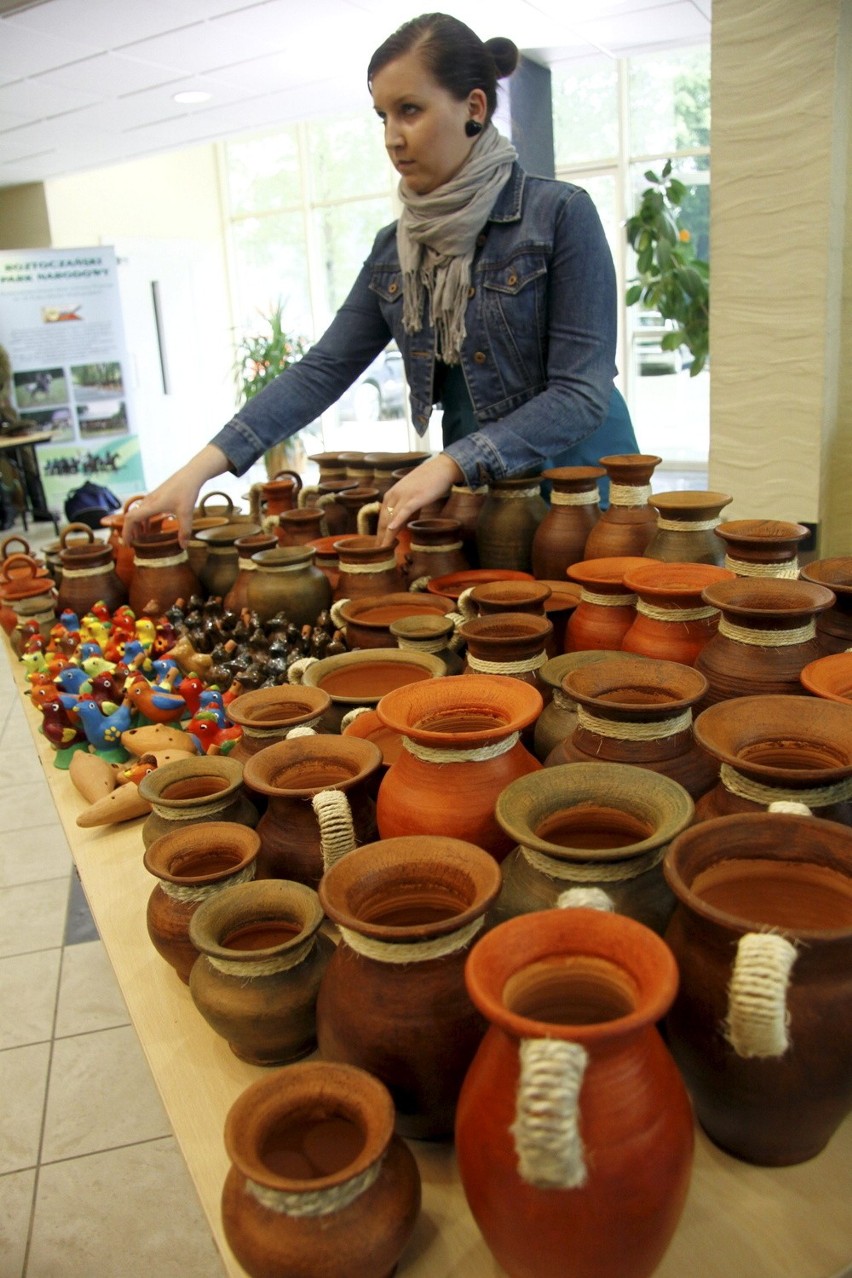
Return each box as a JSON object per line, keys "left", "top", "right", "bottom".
{"left": 0, "top": 516, "right": 226, "bottom": 1278}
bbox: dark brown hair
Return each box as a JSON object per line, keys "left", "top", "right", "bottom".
{"left": 367, "top": 12, "right": 519, "bottom": 121}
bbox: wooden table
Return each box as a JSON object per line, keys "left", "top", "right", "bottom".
{"left": 11, "top": 649, "right": 852, "bottom": 1278}
{"left": 0, "top": 429, "right": 59, "bottom": 533}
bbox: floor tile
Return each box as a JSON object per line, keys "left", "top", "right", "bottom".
{"left": 0, "top": 1042, "right": 50, "bottom": 1174}
{"left": 64, "top": 871, "right": 98, "bottom": 944}
{"left": 41, "top": 1025, "right": 171, "bottom": 1163}
{"left": 55, "top": 940, "right": 129, "bottom": 1039}
{"left": 27, "top": 1138, "right": 226, "bottom": 1278}
{"left": 0, "top": 780, "right": 56, "bottom": 834}
{"left": 0, "top": 1167, "right": 36, "bottom": 1278}
{"left": 0, "top": 821, "right": 71, "bottom": 888}
{"left": 0, "top": 949, "right": 61, "bottom": 1050}
{"left": 0, "top": 878, "right": 69, "bottom": 959}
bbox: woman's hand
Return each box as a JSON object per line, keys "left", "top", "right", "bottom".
{"left": 376, "top": 453, "right": 465, "bottom": 543}
{"left": 122, "top": 445, "right": 230, "bottom": 547}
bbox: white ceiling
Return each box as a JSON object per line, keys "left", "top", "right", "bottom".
{"left": 0, "top": 0, "right": 710, "bottom": 190}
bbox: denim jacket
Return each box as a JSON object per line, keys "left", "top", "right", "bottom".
{"left": 211, "top": 164, "right": 629, "bottom": 486}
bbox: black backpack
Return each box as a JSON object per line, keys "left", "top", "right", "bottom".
{"left": 64, "top": 480, "right": 122, "bottom": 529}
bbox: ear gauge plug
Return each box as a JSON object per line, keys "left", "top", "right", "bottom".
{"left": 465, "top": 119, "right": 484, "bottom": 137}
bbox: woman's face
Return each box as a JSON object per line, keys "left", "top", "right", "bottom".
{"left": 371, "top": 51, "right": 486, "bottom": 196}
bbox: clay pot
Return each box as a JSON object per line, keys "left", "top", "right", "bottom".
{"left": 138, "top": 754, "right": 259, "bottom": 848}
{"left": 494, "top": 761, "right": 693, "bottom": 933}
{"left": 388, "top": 614, "right": 465, "bottom": 675}
{"left": 195, "top": 520, "right": 261, "bottom": 599}
{"left": 476, "top": 475, "right": 548, "bottom": 572}
{"left": 332, "top": 535, "right": 405, "bottom": 601}
{"left": 225, "top": 685, "right": 332, "bottom": 763}
{"left": 404, "top": 517, "right": 469, "bottom": 587}
{"left": 365, "top": 451, "right": 431, "bottom": 495}
{"left": 714, "top": 518, "right": 810, "bottom": 578}
{"left": 341, "top": 708, "right": 405, "bottom": 775}
{"left": 534, "top": 650, "right": 643, "bottom": 762}
{"left": 297, "top": 479, "right": 358, "bottom": 537}
{"left": 316, "top": 834, "right": 502, "bottom": 1138}
{"left": 532, "top": 466, "right": 604, "bottom": 578}
{"left": 537, "top": 579, "right": 581, "bottom": 652}
{"left": 189, "top": 879, "right": 334, "bottom": 1065}
{"left": 375, "top": 674, "right": 543, "bottom": 860}
{"left": 0, "top": 554, "right": 56, "bottom": 645}
{"left": 336, "top": 487, "right": 381, "bottom": 536}
{"left": 221, "top": 1062, "right": 421, "bottom": 1278}
{"left": 564, "top": 556, "right": 647, "bottom": 651}
{"left": 307, "top": 451, "right": 350, "bottom": 483}
{"left": 129, "top": 530, "right": 202, "bottom": 616}
{"left": 664, "top": 810, "right": 852, "bottom": 1164}
{"left": 330, "top": 591, "right": 456, "bottom": 651}
{"left": 241, "top": 735, "right": 382, "bottom": 886}
{"left": 222, "top": 532, "right": 279, "bottom": 613}
{"left": 57, "top": 525, "right": 126, "bottom": 617}
{"left": 100, "top": 493, "right": 146, "bottom": 587}
{"left": 289, "top": 648, "right": 447, "bottom": 733}
{"left": 801, "top": 651, "right": 852, "bottom": 704}
{"left": 194, "top": 490, "right": 248, "bottom": 524}
{"left": 440, "top": 483, "right": 488, "bottom": 566}
{"left": 307, "top": 535, "right": 341, "bottom": 593}
{"left": 456, "top": 907, "right": 694, "bottom": 1278}
{"left": 645, "top": 490, "right": 733, "bottom": 565}
{"left": 583, "top": 454, "right": 662, "bottom": 559}
{"left": 246, "top": 546, "right": 332, "bottom": 627}
{"left": 143, "top": 822, "right": 260, "bottom": 983}
{"left": 425, "top": 567, "right": 534, "bottom": 600}
{"left": 800, "top": 556, "right": 852, "bottom": 653}
{"left": 695, "top": 577, "right": 836, "bottom": 704}
{"left": 458, "top": 612, "right": 553, "bottom": 697}
{"left": 550, "top": 656, "right": 718, "bottom": 800}
{"left": 249, "top": 470, "right": 303, "bottom": 526}
{"left": 277, "top": 506, "right": 327, "bottom": 547}
{"left": 462, "top": 577, "right": 552, "bottom": 619}
{"left": 692, "top": 693, "right": 852, "bottom": 825}
{"left": 620, "top": 561, "right": 735, "bottom": 666}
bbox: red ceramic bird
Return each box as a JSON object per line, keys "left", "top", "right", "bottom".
{"left": 124, "top": 673, "right": 186, "bottom": 724}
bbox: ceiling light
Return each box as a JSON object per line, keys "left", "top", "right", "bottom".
{"left": 173, "top": 90, "right": 212, "bottom": 105}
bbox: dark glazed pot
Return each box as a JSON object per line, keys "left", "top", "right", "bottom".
{"left": 644, "top": 490, "right": 733, "bottom": 565}
{"left": 476, "top": 475, "right": 548, "bottom": 572}
{"left": 531, "top": 465, "right": 604, "bottom": 578}
{"left": 800, "top": 557, "right": 852, "bottom": 653}
{"left": 246, "top": 545, "right": 332, "bottom": 627}
{"left": 58, "top": 525, "right": 126, "bottom": 617}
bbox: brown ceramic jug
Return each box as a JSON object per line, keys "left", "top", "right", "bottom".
{"left": 583, "top": 454, "right": 662, "bottom": 559}
{"left": 531, "top": 466, "right": 604, "bottom": 578}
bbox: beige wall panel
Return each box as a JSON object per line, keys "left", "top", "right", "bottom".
{"left": 0, "top": 183, "right": 51, "bottom": 249}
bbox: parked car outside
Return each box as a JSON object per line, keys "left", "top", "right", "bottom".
{"left": 633, "top": 311, "right": 694, "bottom": 375}
{"left": 337, "top": 344, "right": 406, "bottom": 420}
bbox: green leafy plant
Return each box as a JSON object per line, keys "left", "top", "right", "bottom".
{"left": 233, "top": 303, "right": 313, "bottom": 475}
{"left": 625, "top": 160, "right": 709, "bottom": 376}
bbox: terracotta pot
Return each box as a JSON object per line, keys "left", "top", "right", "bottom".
{"left": 583, "top": 454, "right": 662, "bottom": 559}
{"left": 307, "top": 451, "right": 350, "bottom": 483}
{"left": 388, "top": 614, "right": 465, "bottom": 675}
{"left": 316, "top": 834, "right": 502, "bottom": 1138}
{"left": 462, "top": 577, "right": 552, "bottom": 619}
{"left": 225, "top": 685, "right": 332, "bottom": 763}
{"left": 138, "top": 754, "right": 259, "bottom": 848}
{"left": 494, "top": 761, "right": 693, "bottom": 933}
{"left": 459, "top": 611, "right": 553, "bottom": 697}
{"left": 222, "top": 532, "right": 279, "bottom": 613}
{"left": 456, "top": 907, "right": 694, "bottom": 1278}
{"left": 534, "top": 649, "right": 643, "bottom": 762}
{"left": 695, "top": 577, "right": 835, "bottom": 704}
{"left": 440, "top": 483, "right": 488, "bottom": 567}
{"left": 425, "top": 567, "right": 534, "bottom": 601}
{"left": 644, "top": 490, "right": 733, "bottom": 565}
{"left": 246, "top": 546, "right": 332, "bottom": 627}
{"left": 375, "top": 674, "right": 543, "bottom": 860}
{"left": 248, "top": 470, "right": 303, "bottom": 525}
{"left": 664, "top": 810, "right": 852, "bottom": 1164}
{"left": 532, "top": 466, "right": 604, "bottom": 578}
{"left": 57, "top": 525, "right": 126, "bottom": 617}
{"left": 100, "top": 493, "right": 146, "bottom": 587}
{"left": 143, "top": 822, "right": 260, "bottom": 983}
{"left": 365, "top": 451, "right": 431, "bottom": 496}
{"left": 404, "top": 517, "right": 469, "bottom": 587}
{"left": 330, "top": 591, "right": 456, "bottom": 651}
{"left": 307, "top": 534, "right": 341, "bottom": 593}
{"left": 195, "top": 520, "right": 262, "bottom": 599}
{"left": 537, "top": 579, "right": 581, "bottom": 653}
{"left": 276, "top": 506, "right": 327, "bottom": 547}
{"left": 800, "top": 556, "right": 852, "bottom": 653}
{"left": 188, "top": 879, "right": 333, "bottom": 1065}
{"left": 564, "top": 556, "right": 647, "bottom": 651}
{"left": 336, "top": 487, "right": 381, "bottom": 536}
{"left": 130, "top": 530, "right": 202, "bottom": 616}
{"left": 0, "top": 554, "right": 56, "bottom": 645}
{"left": 298, "top": 479, "right": 358, "bottom": 538}
{"left": 241, "top": 735, "right": 382, "bottom": 886}
{"left": 194, "top": 490, "right": 247, "bottom": 523}
{"left": 221, "top": 1062, "right": 421, "bottom": 1278}
{"left": 341, "top": 707, "right": 405, "bottom": 775}
{"left": 692, "top": 693, "right": 852, "bottom": 825}
{"left": 289, "top": 648, "right": 447, "bottom": 733}
{"left": 332, "top": 535, "right": 405, "bottom": 601}
{"left": 344, "top": 459, "right": 374, "bottom": 487}
{"left": 476, "top": 475, "right": 548, "bottom": 572}
{"left": 801, "top": 651, "right": 852, "bottom": 704}
{"left": 551, "top": 656, "right": 717, "bottom": 799}
{"left": 714, "top": 518, "right": 810, "bottom": 578}
{"left": 620, "top": 561, "right": 735, "bottom": 665}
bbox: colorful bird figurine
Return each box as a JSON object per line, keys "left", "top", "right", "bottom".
{"left": 134, "top": 617, "right": 157, "bottom": 651}
{"left": 89, "top": 670, "right": 127, "bottom": 714}
{"left": 41, "top": 700, "right": 87, "bottom": 751}
{"left": 184, "top": 714, "right": 242, "bottom": 755}
{"left": 80, "top": 654, "right": 118, "bottom": 680}
{"left": 74, "top": 697, "right": 134, "bottom": 754}
{"left": 124, "top": 673, "right": 187, "bottom": 724}
{"left": 177, "top": 675, "right": 205, "bottom": 717}
{"left": 197, "top": 689, "right": 227, "bottom": 727}
{"left": 54, "top": 666, "right": 92, "bottom": 697}
{"left": 58, "top": 609, "right": 80, "bottom": 632}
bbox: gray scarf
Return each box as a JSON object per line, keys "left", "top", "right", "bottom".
{"left": 396, "top": 124, "right": 517, "bottom": 364}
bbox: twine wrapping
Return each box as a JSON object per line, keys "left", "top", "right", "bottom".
{"left": 60, "top": 562, "right": 117, "bottom": 578}
{"left": 340, "top": 706, "right": 372, "bottom": 730}
{"left": 151, "top": 796, "right": 233, "bottom": 821}
{"left": 725, "top": 932, "right": 798, "bottom": 1058}
{"left": 338, "top": 556, "right": 397, "bottom": 574}
{"left": 246, "top": 1160, "right": 382, "bottom": 1218}
{"left": 521, "top": 842, "right": 666, "bottom": 883}
{"left": 456, "top": 587, "right": 476, "bottom": 619}
{"left": 260, "top": 514, "right": 280, "bottom": 533}
{"left": 512, "top": 1039, "right": 589, "bottom": 1189}
{"left": 356, "top": 501, "right": 382, "bottom": 534}
{"left": 579, "top": 588, "right": 636, "bottom": 608}
{"left": 329, "top": 599, "right": 350, "bottom": 629}
{"left": 576, "top": 704, "right": 692, "bottom": 740}
{"left": 242, "top": 715, "right": 322, "bottom": 739}
{"left": 550, "top": 489, "right": 599, "bottom": 507}
{"left": 550, "top": 688, "right": 577, "bottom": 712}
{"left": 408, "top": 576, "right": 431, "bottom": 591}
{"left": 636, "top": 600, "right": 718, "bottom": 622}
{"left": 396, "top": 634, "right": 446, "bottom": 654}
{"left": 313, "top": 789, "right": 357, "bottom": 870}
{"left": 236, "top": 557, "right": 258, "bottom": 572}
{"left": 723, "top": 556, "right": 799, "bottom": 578}
{"left": 409, "top": 540, "right": 463, "bottom": 553}
{"left": 609, "top": 482, "right": 651, "bottom": 507}
{"left": 285, "top": 725, "right": 318, "bottom": 740}
{"left": 297, "top": 485, "right": 319, "bottom": 508}
{"left": 466, "top": 650, "right": 547, "bottom": 676}
{"left": 287, "top": 657, "right": 319, "bottom": 684}
{"left": 451, "top": 483, "right": 488, "bottom": 495}
{"left": 402, "top": 731, "right": 519, "bottom": 764}
{"left": 556, "top": 886, "right": 614, "bottom": 911}
{"left": 338, "top": 915, "right": 484, "bottom": 964}
{"left": 767, "top": 800, "right": 814, "bottom": 816}
{"left": 157, "top": 863, "right": 255, "bottom": 904}
{"left": 207, "top": 936, "right": 315, "bottom": 979}
{"left": 493, "top": 486, "right": 541, "bottom": 499}
{"left": 719, "top": 763, "right": 852, "bottom": 809}
{"left": 656, "top": 516, "right": 720, "bottom": 531}
{"left": 717, "top": 617, "right": 816, "bottom": 646}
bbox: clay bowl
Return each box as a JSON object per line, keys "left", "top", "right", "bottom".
{"left": 693, "top": 694, "right": 852, "bottom": 784}
{"left": 291, "top": 648, "right": 447, "bottom": 732}
{"left": 426, "top": 568, "right": 534, "bottom": 600}
{"left": 225, "top": 685, "right": 333, "bottom": 762}
{"left": 333, "top": 592, "right": 455, "bottom": 650}
{"left": 801, "top": 653, "right": 852, "bottom": 705}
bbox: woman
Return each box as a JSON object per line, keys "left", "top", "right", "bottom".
{"left": 124, "top": 13, "right": 637, "bottom": 547}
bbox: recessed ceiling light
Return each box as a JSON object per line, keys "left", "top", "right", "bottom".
{"left": 173, "top": 90, "right": 212, "bottom": 105}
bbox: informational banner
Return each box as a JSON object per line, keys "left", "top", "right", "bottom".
{"left": 0, "top": 246, "right": 145, "bottom": 514}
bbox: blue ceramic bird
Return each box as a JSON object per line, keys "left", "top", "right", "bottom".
{"left": 54, "top": 667, "right": 92, "bottom": 697}
{"left": 74, "top": 697, "right": 134, "bottom": 753}
{"left": 198, "top": 689, "right": 227, "bottom": 727}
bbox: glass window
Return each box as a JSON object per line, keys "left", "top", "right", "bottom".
{"left": 629, "top": 47, "right": 710, "bottom": 158}
{"left": 230, "top": 211, "right": 312, "bottom": 340}
{"left": 225, "top": 129, "right": 301, "bottom": 216}
{"left": 552, "top": 58, "right": 619, "bottom": 167}
{"left": 306, "top": 116, "right": 391, "bottom": 204}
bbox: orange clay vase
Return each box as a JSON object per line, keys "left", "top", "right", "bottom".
{"left": 531, "top": 466, "right": 604, "bottom": 579}
{"left": 129, "top": 529, "right": 201, "bottom": 616}
{"left": 332, "top": 534, "right": 405, "bottom": 601}
{"left": 582, "top": 453, "right": 662, "bottom": 559}
{"left": 375, "top": 674, "right": 543, "bottom": 861}
{"left": 620, "top": 560, "right": 735, "bottom": 666}
{"left": 221, "top": 1062, "right": 421, "bottom": 1278}
{"left": 316, "top": 834, "right": 502, "bottom": 1138}
{"left": 564, "top": 556, "right": 646, "bottom": 652}
{"left": 800, "top": 556, "right": 852, "bottom": 654}
{"left": 664, "top": 810, "right": 852, "bottom": 1165}
{"left": 456, "top": 906, "right": 694, "bottom": 1278}
{"left": 801, "top": 651, "right": 852, "bottom": 704}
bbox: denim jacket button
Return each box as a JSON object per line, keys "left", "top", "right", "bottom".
{"left": 507, "top": 273, "right": 518, "bottom": 286}
{"left": 474, "top": 350, "right": 487, "bottom": 364}
{"left": 388, "top": 281, "right": 399, "bottom": 294}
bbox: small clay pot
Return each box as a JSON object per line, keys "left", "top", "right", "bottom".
{"left": 564, "top": 557, "right": 647, "bottom": 651}
{"left": 583, "top": 454, "right": 662, "bottom": 559}
{"left": 331, "top": 591, "right": 456, "bottom": 651}
{"left": 531, "top": 465, "right": 604, "bottom": 577}
{"left": 143, "top": 822, "right": 260, "bottom": 983}
{"left": 404, "top": 517, "right": 469, "bottom": 587}
{"left": 800, "top": 557, "right": 852, "bottom": 654}
{"left": 130, "top": 530, "right": 202, "bottom": 616}
{"left": 333, "top": 535, "right": 405, "bottom": 600}
{"left": 221, "top": 1062, "right": 421, "bottom": 1278}
{"left": 801, "top": 651, "right": 852, "bottom": 704}
{"left": 246, "top": 545, "right": 332, "bottom": 627}
{"left": 222, "top": 531, "right": 279, "bottom": 613}
{"left": 440, "top": 483, "right": 488, "bottom": 567}
{"left": 534, "top": 649, "right": 643, "bottom": 762}
{"left": 388, "top": 614, "right": 465, "bottom": 675}
{"left": 138, "top": 754, "right": 259, "bottom": 848}
{"left": 57, "top": 525, "right": 126, "bottom": 617}
{"left": 195, "top": 520, "right": 262, "bottom": 598}
{"left": 645, "top": 490, "right": 733, "bottom": 565}
{"left": 621, "top": 561, "right": 735, "bottom": 666}
{"left": 289, "top": 648, "right": 447, "bottom": 733}
{"left": 714, "top": 518, "right": 810, "bottom": 578}
{"left": 225, "top": 685, "right": 332, "bottom": 763}
{"left": 459, "top": 612, "right": 553, "bottom": 697}
{"left": 476, "top": 476, "right": 548, "bottom": 572}
{"left": 425, "top": 568, "right": 534, "bottom": 600}
{"left": 189, "top": 879, "right": 334, "bottom": 1065}
{"left": 277, "top": 506, "right": 327, "bottom": 547}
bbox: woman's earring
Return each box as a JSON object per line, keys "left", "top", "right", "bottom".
{"left": 465, "top": 119, "right": 483, "bottom": 137}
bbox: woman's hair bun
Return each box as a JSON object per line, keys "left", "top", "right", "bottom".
{"left": 485, "top": 36, "right": 520, "bottom": 80}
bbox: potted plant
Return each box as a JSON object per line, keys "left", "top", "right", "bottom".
{"left": 625, "top": 160, "right": 709, "bottom": 376}
{"left": 232, "top": 303, "right": 312, "bottom": 477}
